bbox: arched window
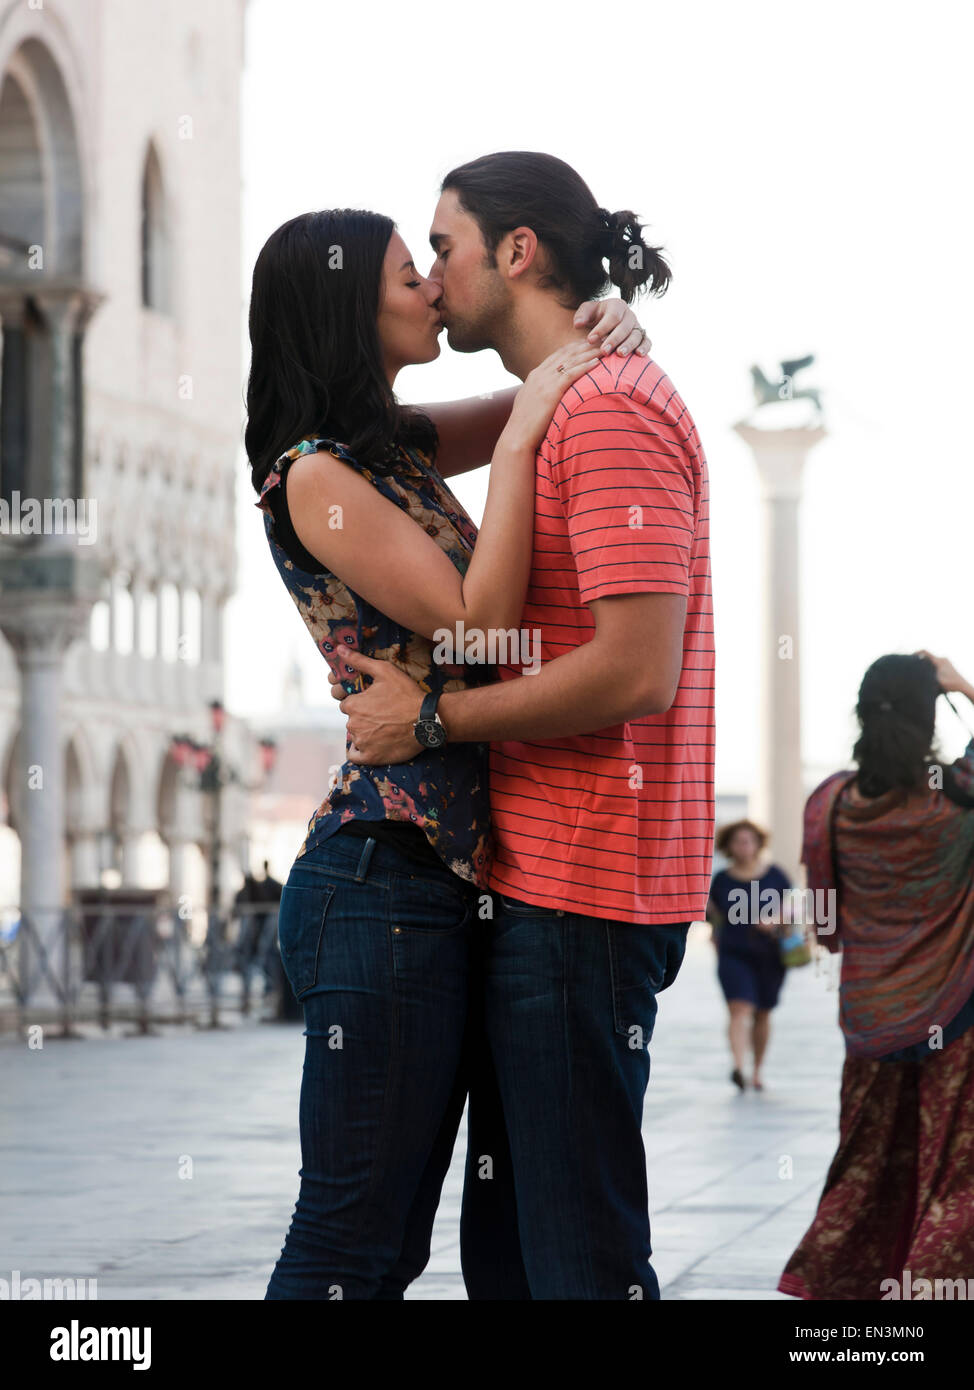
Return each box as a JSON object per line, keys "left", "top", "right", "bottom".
{"left": 140, "top": 144, "right": 171, "bottom": 313}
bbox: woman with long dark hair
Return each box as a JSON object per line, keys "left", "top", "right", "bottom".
{"left": 779, "top": 651, "right": 974, "bottom": 1299}
{"left": 246, "top": 206, "right": 647, "bottom": 1299}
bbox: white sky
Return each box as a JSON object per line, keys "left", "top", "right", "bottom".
{"left": 226, "top": 0, "right": 974, "bottom": 795}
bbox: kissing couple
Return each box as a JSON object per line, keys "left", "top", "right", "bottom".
{"left": 247, "top": 150, "right": 715, "bottom": 1300}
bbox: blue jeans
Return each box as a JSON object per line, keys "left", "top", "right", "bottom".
{"left": 479, "top": 895, "right": 690, "bottom": 1300}
{"left": 264, "top": 830, "right": 528, "bottom": 1300}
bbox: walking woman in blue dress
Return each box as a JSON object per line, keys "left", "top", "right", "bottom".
{"left": 707, "top": 820, "right": 791, "bottom": 1091}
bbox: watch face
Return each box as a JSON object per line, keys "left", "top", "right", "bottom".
{"left": 417, "top": 719, "right": 446, "bottom": 749}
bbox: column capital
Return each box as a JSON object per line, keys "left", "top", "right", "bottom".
{"left": 33, "top": 283, "right": 105, "bottom": 334}
{"left": 0, "top": 290, "right": 31, "bottom": 328}
{"left": 733, "top": 421, "right": 827, "bottom": 500}
{"left": 0, "top": 590, "right": 95, "bottom": 667}
{"left": 0, "top": 278, "right": 105, "bottom": 332}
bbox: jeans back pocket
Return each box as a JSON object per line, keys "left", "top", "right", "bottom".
{"left": 607, "top": 922, "right": 689, "bottom": 1042}
{"left": 277, "top": 882, "right": 336, "bottom": 998}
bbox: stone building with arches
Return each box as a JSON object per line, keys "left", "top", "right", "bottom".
{"left": 0, "top": 0, "right": 249, "bottom": 933}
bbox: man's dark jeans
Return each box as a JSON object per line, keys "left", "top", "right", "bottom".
{"left": 471, "top": 895, "right": 690, "bottom": 1300}
{"left": 264, "top": 826, "right": 687, "bottom": 1300}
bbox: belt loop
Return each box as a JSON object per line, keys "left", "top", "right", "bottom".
{"left": 354, "top": 836, "right": 377, "bottom": 883}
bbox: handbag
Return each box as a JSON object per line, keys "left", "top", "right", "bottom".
{"left": 777, "top": 925, "right": 812, "bottom": 969}
{"left": 776, "top": 887, "right": 812, "bottom": 967}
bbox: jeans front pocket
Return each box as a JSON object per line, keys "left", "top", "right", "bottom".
{"left": 391, "top": 871, "right": 475, "bottom": 935}
{"left": 277, "top": 881, "right": 336, "bottom": 998}
{"left": 496, "top": 894, "right": 561, "bottom": 918}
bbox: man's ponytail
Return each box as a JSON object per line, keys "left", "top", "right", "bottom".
{"left": 596, "top": 207, "right": 671, "bottom": 302}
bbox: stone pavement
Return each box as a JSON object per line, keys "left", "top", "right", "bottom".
{"left": 0, "top": 924, "right": 845, "bottom": 1300}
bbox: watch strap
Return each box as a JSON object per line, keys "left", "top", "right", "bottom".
{"left": 419, "top": 690, "right": 441, "bottom": 724}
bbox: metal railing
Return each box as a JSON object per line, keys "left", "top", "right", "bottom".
{"left": 0, "top": 902, "right": 298, "bottom": 1036}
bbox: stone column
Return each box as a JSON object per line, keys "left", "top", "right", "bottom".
{"left": 105, "top": 569, "right": 117, "bottom": 653}
{"left": 0, "top": 284, "right": 102, "bottom": 504}
{"left": 0, "top": 293, "right": 31, "bottom": 499}
{"left": 0, "top": 595, "right": 95, "bottom": 1004}
{"left": 201, "top": 589, "right": 226, "bottom": 702}
{"left": 33, "top": 290, "right": 85, "bottom": 502}
{"left": 0, "top": 281, "right": 104, "bottom": 1010}
{"left": 200, "top": 591, "right": 216, "bottom": 665}
{"left": 177, "top": 585, "right": 189, "bottom": 658}
{"left": 130, "top": 574, "right": 144, "bottom": 655}
{"left": 130, "top": 572, "right": 148, "bottom": 700}
{"left": 121, "top": 828, "right": 149, "bottom": 887}
{"left": 167, "top": 833, "right": 195, "bottom": 913}
{"left": 733, "top": 420, "right": 826, "bottom": 881}
{"left": 69, "top": 831, "right": 101, "bottom": 890}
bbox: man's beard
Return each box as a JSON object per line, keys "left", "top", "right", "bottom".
{"left": 444, "top": 318, "right": 497, "bottom": 354}
{"left": 444, "top": 273, "right": 511, "bottom": 355}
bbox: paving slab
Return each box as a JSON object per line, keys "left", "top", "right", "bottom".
{"left": 0, "top": 924, "right": 844, "bottom": 1299}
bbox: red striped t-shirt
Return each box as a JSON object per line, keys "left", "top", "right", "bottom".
{"left": 486, "top": 353, "right": 715, "bottom": 925}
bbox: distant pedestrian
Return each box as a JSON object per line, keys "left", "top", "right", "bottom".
{"left": 707, "top": 820, "right": 791, "bottom": 1091}
{"left": 257, "top": 859, "right": 282, "bottom": 896}
{"left": 779, "top": 652, "right": 974, "bottom": 1299}
{"left": 253, "top": 861, "right": 297, "bottom": 1019}
{"left": 230, "top": 874, "right": 261, "bottom": 963}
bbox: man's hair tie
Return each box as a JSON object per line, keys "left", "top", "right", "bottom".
{"left": 594, "top": 206, "right": 619, "bottom": 257}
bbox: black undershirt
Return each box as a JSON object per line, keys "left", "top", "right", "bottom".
{"left": 264, "top": 462, "right": 327, "bottom": 574}
{"left": 334, "top": 818, "right": 446, "bottom": 869}
{"left": 265, "top": 464, "right": 445, "bottom": 872}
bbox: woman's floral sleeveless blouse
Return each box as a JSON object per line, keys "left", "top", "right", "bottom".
{"left": 256, "top": 436, "right": 493, "bottom": 887}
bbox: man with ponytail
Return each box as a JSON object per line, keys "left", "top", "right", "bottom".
{"left": 333, "top": 151, "right": 715, "bottom": 1299}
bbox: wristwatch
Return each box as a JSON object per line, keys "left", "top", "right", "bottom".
{"left": 413, "top": 690, "right": 447, "bottom": 750}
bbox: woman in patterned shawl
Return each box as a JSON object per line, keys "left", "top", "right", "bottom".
{"left": 245, "top": 208, "right": 647, "bottom": 1300}
{"left": 779, "top": 651, "right": 974, "bottom": 1300}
